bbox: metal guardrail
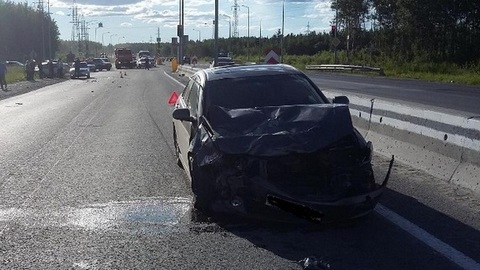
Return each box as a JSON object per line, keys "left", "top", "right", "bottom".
{"left": 306, "top": 64, "right": 385, "bottom": 76}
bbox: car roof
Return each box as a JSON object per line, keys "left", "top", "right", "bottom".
{"left": 199, "top": 64, "right": 304, "bottom": 82}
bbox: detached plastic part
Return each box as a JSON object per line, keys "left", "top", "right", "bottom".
{"left": 299, "top": 256, "right": 331, "bottom": 270}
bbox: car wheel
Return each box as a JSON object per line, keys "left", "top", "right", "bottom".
{"left": 107, "top": 68, "right": 111, "bottom": 71}
{"left": 87, "top": 74, "right": 90, "bottom": 78}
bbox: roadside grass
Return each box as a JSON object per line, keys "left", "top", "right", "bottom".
{"left": 235, "top": 51, "right": 480, "bottom": 85}
{"left": 5, "top": 66, "right": 26, "bottom": 84}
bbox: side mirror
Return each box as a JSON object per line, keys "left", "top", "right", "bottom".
{"left": 172, "top": 108, "right": 195, "bottom": 122}
{"left": 332, "top": 96, "right": 349, "bottom": 105}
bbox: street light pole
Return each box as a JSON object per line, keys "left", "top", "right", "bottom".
{"left": 95, "top": 22, "right": 103, "bottom": 57}
{"left": 242, "top": 5, "right": 250, "bottom": 61}
{"left": 222, "top": 14, "right": 232, "bottom": 38}
{"left": 193, "top": 29, "right": 201, "bottom": 41}
{"left": 110, "top": 34, "right": 117, "bottom": 45}
{"left": 214, "top": 0, "right": 218, "bottom": 64}
{"left": 102, "top": 31, "right": 110, "bottom": 56}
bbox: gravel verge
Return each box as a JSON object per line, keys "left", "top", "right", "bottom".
{"left": 0, "top": 78, "right": 68, "bottom": 101}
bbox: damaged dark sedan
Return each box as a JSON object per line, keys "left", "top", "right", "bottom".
{"left": 169, "top": 64, "right": 393, "bottom": 223}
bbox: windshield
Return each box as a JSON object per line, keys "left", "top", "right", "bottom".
{"left": 138, "top": 51, "right": 151, "bottom": 58}
{"left": 205, "top": 74, "right": 326, "bottom": 110}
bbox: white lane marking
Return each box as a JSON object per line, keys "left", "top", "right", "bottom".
{"left": 164, "top": 71, "right": 187, "bottom": 88}
{"left": 376, "top": 203, "right": 480, "bottom": 270}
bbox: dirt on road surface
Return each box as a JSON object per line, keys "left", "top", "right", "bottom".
{"left": 0, "top": 78, "right": 67, "bottom": 101}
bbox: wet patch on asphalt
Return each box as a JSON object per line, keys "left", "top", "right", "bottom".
{"left": 0, "top": 196, "right": 194, "bottom": 234}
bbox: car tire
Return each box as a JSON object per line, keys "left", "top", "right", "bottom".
{"left": 107, "top": 68, "right": 111, "bottom": 71}
{"left": 87, "top": 74, "right": 90, "bottom": 79}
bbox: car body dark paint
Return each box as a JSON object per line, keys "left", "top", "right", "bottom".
{"left": 171, "top": 64, "right": 393, "bottom": 223}
{"left": 210, "top": 57, "right": 235, "bottom": 67}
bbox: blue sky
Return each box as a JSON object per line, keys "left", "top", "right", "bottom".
{"left": 11, "top": 0, "right": 334, "bottom": 44}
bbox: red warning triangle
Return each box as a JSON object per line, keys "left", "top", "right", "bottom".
{"left": 168, "top": 91, "right": 179, "bottom": 105}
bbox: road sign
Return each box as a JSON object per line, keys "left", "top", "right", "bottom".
{"left": 332, "top": 37, "right": 340, "bottom": 47}
{"left": 264, "top": 49, "right": 280, "bottom": 64}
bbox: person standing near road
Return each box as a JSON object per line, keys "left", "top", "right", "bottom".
{"left": 48, "top": 60, "right": 54, "bottom": 78}
{"left": 0, "top": 60, "right": 7, "bottom": 91}
{"left": 29, "top": 60, "right": 36, "bottom": 80}
{"left": 57, "top": 58, "right": 64, "bottom": 78}
{"left": 37, "top": 60, "right": 44, "bottom": 79}
{"left": 144, "top": 57, "right": 150, "bottom": 70}
{"left": 74, "top": 58, "right": 80, "bottom": 78}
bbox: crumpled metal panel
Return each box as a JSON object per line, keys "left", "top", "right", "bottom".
{"left": 204, "top": 104, "right": 354, "bottom": 156}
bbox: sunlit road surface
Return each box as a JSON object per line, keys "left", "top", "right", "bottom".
{"left": 0, "top": 65, "right": 479, "bottom": 269}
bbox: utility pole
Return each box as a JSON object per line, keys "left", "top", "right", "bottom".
{"left": 232, "top": 0, "right": 239, "bottom": 38}
{"left": 334, "top": 0, "right": 338, "bottom": 64}
{"left": 156, "top": 27, "right": 161, "bottom": 56}
{"left": 34, "top": 0, "right": 46, "bottom": 60}
{"left": 241, "top": 5, "right": 250, "bottom": 61}
{"left": 214, "top": 0, "right": 218, "bottom": 64}
{"left": 178, "top": 0, "right": 184, "bottom": 63}
{"left": 280, "top": 0, "right": 285, "bottom": 63}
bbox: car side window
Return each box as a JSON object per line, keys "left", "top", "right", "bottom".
{"left": 188, "top": 82, "right": 200, "bottom": 116}
{"left": 181, "top": 79, "right": 194, "bottom": 106}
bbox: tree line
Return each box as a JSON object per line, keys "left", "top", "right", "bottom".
{"left": 333, "top": 0, "right": 480, "bottom": 65}
{"left": 2, "top": 0, "right": 479, "bottom": 69}
{"left": 0, "top": 1, "right": 59, "bottom": 62}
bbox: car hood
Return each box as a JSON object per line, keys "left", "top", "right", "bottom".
{"left": 202, "top": 104, "right": 354, "bottom": 156}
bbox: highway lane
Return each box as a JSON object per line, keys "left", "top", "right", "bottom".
{"left": 0, "top": 65, "right": 479, "bottom": 269}
{"left": 305, "top": 71, "right": 480, "bottom": 117}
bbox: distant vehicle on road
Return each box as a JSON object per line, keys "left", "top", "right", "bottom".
{"left": 69, "top": 62, "right": 90, "bottom": 79}
{"left": 114, "top": 48, "right": 134, "bottom": 69}
{"left": 86, "top": 59, "right": 97, "bottom": 72}
{"left": 92, "top": 58, "right": 111, "bottom": 71}
{"left": 100, "top": 58, "right": 112, "bottom": 70}
{"left": 210, "top": 56, "right": 235, "bottom": 68}
{"left": 182, "top": 55, "right": 191, "bottom": 65}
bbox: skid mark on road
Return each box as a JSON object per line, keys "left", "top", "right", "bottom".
{"left": 376, "top": 203, "right": 480, "bottom": 270}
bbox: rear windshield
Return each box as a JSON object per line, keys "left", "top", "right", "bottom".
{"left": 205, "top": 74, "right": 326, "bottom": 109}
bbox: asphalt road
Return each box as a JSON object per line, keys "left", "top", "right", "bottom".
{"left": 0, "top": 65, "right": 479, "bottom": 269}
{"left": 305, "top": 71, "right": 480, "bottom": 117}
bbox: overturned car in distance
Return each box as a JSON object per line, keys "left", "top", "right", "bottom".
{"left": 169, "top": 64, "right": 394, "bottom": 223}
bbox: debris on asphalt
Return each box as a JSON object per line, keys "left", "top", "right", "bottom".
{"left": 299, "top": 256, "right": 331, "bottom": 270}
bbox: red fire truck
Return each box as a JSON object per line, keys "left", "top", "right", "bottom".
{"left": 114, "top": 48, "right": 134, "bottom": 69}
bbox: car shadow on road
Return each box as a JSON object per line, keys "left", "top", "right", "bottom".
{"left": 187, "top": 187, "right": 480, "bottom": 270}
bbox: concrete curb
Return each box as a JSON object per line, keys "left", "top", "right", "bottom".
{"left": 324, "top": 90, "right": 480, "bottom": 194}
